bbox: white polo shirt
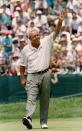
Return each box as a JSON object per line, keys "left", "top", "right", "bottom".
{"left": 20, "top": 33, "right": 54, "bottom": 73}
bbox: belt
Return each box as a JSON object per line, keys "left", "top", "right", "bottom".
{"left": 32, "top": 69, "right": 49, "bottom": 74}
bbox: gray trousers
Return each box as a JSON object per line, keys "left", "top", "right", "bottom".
{"left": 25, "top": 71, "right": 51, "bottom": 124}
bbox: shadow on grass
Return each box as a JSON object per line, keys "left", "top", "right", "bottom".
{"left": 33, "top": 127, "right": 55, "bottom": 130}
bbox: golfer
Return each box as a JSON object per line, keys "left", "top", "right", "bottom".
{"left": 20, "top": 10, "right": 66, "bottom": 129}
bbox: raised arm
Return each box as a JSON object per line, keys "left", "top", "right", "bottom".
{"left": 53, "top": 10, "right": 66, "bottom": 40}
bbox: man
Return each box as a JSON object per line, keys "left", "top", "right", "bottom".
{"left": 2, "top": 30, "right": 12, "bottom": 66}
{"left": 20, "top": 10, "right": 66, "bottom": 129}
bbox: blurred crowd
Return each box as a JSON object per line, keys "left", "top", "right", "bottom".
{"left": 0, "top": 0, "right": 82, "bottom": 76}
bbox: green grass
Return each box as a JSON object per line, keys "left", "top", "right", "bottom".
{"left": 0, "top": 119, "right": 82, "bottom": 131}
{"left": 0, "top": 97, "right": 82, "bottom": 120}
{"left": 0, "top": 97, "right": 82, "bottom": 131}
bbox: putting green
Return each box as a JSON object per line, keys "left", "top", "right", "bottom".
{"left": 0, "top": 118, "right": 82, "bottom": 131}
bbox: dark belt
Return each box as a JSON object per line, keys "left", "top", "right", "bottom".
{"left": 33, "top": 69, "right": 48, "bottom": 74}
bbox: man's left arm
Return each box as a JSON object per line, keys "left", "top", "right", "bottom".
{"left": 53, "top": 10, "right": 66, "bottom": 40}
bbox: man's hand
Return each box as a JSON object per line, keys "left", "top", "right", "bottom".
{"left": 20, "top": 66, "right": 26, "bottom": 87}
{"left": 53, "top": 10, "right": 66, "bottom": 40}
{"left": 59, "top": 10, "right": 66, "bottom": 20}
{"left": 20, "top": 77, "right": 26, "bottom": 87}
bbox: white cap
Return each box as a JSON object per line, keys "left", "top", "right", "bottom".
{"left": 61, "top": 31, "right": 67, "bottom": 36}
{"left": 16, "top": 7, "right": 21, "bottom": 11}
{"left": 13, "top": 37, "right": 18, "bottom": 42}
{"left": 36, "top": 10, "right": 42, "bottom": 15}
{"left": 12, "top": 53, "right": 19, "bottom": 58}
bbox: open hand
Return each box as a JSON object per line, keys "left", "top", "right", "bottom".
{"left": 60, "top": 10, "right": 66, "bottom": 20}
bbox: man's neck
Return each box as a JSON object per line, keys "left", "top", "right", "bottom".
{"left": 31, "top": 42, "right": 40, "bottom": 49}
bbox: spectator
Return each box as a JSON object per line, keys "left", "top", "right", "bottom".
{"left": 11, "top": 52, "right": 20, "bottom": 75}
{"left": 71, "top": 11, "right": 80, "bottom": 34}
{"left": 1, "top": 30, "right": 12, "bottom": 66}
{"left": 0, "top": 0, "right": 81, "bottom": 75}
{"left": 53, "top": 0, "right": 63, "bottom": 16}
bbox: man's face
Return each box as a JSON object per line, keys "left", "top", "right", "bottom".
{"left": 59, "top": 35, "right": 67, "bottom": 45}
{"left": 29, "top": 30, "right": 40, "bottom": 48}
{"left": 72, "top": 12, "right": 77, "bottom": 19}
{"left": 72, "top": 41, "right": 78, "bottom": 48}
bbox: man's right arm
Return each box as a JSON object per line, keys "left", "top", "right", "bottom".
{"left": 20, "top": 65, "right": 26, "bottom": 87}
{"left": 53, "top": 10, "right": 66, "bottom": 40}
{"left": 20, "top": 46, "right": 27, "bottom": 87}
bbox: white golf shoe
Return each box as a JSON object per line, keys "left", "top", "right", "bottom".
{"left": 41, "top": 124, "right": 48, "bottom": 129}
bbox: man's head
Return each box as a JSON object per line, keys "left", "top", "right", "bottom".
{"left": 28, "top": 29, "right": 40, "bottom": 48}
{"left": 36, "top": 10, "right": 42, "bottom": 17}
{"left": 59, "top": 33, "right": 67, "bottom": 46}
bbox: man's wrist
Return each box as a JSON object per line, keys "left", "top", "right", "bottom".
{"left": 20, "top": 75, "right": 25, "bottom": 79}
{"left": 59, "top": 17, "right": 64, "bottom": 21}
